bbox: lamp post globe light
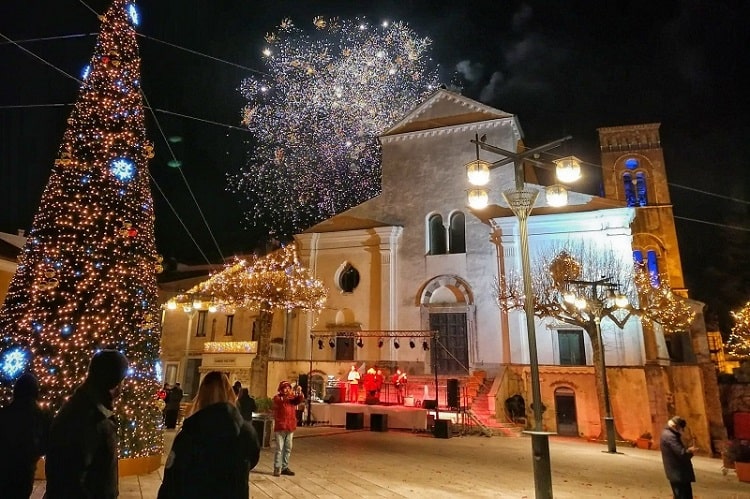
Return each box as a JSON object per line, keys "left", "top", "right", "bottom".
{"left": 465, "top": 133, "right": 580, "bottom": 499}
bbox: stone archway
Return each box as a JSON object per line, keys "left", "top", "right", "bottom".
{"left": 418, "top": 275, "right": 475, "bottom": 375}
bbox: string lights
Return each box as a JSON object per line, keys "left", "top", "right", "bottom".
{"left": 727, "top": 301, "right": 750, "bottom": 358}
{"left": 0, "top": 0, "right": 162, "bottom": 459}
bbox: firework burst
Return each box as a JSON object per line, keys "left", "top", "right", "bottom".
{"left": 228, "top": 17, "right": 439, "bottom": 239}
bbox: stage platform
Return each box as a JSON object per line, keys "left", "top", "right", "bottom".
{"left": 309, "top": 402, "right": 429, "bottom": 431}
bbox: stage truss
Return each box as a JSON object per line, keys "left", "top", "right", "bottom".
{"left": 304, "top": 330, "right": 441, "bottom": 425}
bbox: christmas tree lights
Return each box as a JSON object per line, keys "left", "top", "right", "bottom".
{"left": 0, "top": 0, "right": 162, "bottom": 459}
{"left": 228, "top": 16, "right": 439, "bottom": 239}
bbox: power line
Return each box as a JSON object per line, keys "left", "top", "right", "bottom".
{"left": 0, "top": 31, "right": 83, "bottom": 85}
{"left": 0, "top": 28, "right": 224, "bottom": 263}
{"left": 137, "top": 34, "right": 267, "bottom": 76}
{"left": 140, "top": 90, "right": 226, "bottom": 262}
{"left": 0, "top": 33, "right": 97, "bottom": 46}
{"left": 0, "top": 103, "right": 250, "bottom": 132}
{"left": 537, "top": 149, "right": 749, "bottom": 206}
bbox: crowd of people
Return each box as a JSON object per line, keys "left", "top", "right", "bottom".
{"left": 0, "top": 352, "right": 700, "bottom": 498}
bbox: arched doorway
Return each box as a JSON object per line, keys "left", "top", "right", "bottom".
{"left": 418, "top": 275, "right": 474, "bottom": 375}
{"left": 554, "top": 387, "right": 578, "bottom": 436}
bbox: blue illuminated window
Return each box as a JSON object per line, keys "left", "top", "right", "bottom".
{"left": 624, "top": 173, "right": 636, "bottom": 206}
{"left": 636, "top": 172, "right": 648, "bottom": 206}
{"left": 625, "top": 158, "right": 639, "bottom": 170}
{"left": 647, "top": 250, "right": 660, "bottom": 286}
{"left": 633, "top": 250, "right": 643, "bottom": 264}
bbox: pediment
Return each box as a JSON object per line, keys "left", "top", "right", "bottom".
{"left": 383, "top": 89, "right": 513, "bottom": 136}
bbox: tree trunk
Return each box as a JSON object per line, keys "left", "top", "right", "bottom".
{"left": 250, "top": 306, "right": 273, "bottom": 399}
{"left": 587, "top": 323, "right": 623, "bottom": 442}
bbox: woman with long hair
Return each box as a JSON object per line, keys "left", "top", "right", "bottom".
{"left": 158, "top": 371, "right": 260, "bottom": 498}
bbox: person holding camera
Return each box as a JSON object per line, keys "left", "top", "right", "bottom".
{"left": 660, "top": 416, "right": 698, "bottom": 499}
{"left": 272, "top": 380, "right": 304, "bottom": 477}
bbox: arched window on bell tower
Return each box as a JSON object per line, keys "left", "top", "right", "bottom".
{"left": 633, "top": 249, "right": 661, "bottom": 287}
{"left": 622, "top": 158, "right": 649, "bottom": 207}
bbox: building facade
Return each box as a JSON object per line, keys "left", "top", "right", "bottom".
{"left": 155, "top": 90, "right": 724, "bottom": 450}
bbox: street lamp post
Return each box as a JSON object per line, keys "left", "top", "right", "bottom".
{"left": 563, "top": 276, "right": 629, "bottom": 455}
{"left": 465, "top": 134, "right": 580, "bottom": 499}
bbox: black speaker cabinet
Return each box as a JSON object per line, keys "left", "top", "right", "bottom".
{"left": 434, "top": 419, "right": 451, "bottom": 439}
{"left": 423, "top": 399, "right": 438, "bottom": 410}
{"left": 370, "top": 413, "right": 388, "bottom": 432}
{"left": 346, "top": 412, "right": 364, "bottom": 430}
{"left": 447, "top": 378, "right": 459, "bottom": 409}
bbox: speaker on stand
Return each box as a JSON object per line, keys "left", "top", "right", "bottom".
{"left": 447, "top": 378, "right": 459, "bottom": 409}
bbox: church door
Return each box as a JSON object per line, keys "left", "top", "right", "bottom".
{"left": 429, "top": 312, "right": 469, "bottom": 374}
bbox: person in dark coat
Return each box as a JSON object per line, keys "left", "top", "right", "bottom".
{"left": 660, "top": 415, "right": 698, "bottom": 499}
{"left": 44, "top": 349, "right": 129, "bottom": 499}
{"left": 0, "top": 372, "right": 52, "bottom": 499}
{"left": 164, "top": 382, "right": 183, "bottom": 429}
{"left": 236, "top": 387, "right": 257, "bottom": 421}
{"left": 158, "top": 371, "right": 260, "bottom": 499}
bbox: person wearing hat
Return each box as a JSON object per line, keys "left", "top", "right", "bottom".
{"left": 0, "top": 372, "right": 52, "bottom": 499}
{"left": 660, "top": 415, "right": 698, "bottom": 499}
{"left": 272, "top": 380, "right": 304, "bottom": 477}
{"left": 44, "top": 349, "right": 129, "bottom": 499}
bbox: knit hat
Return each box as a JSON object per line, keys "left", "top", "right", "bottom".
{"left": 88, "top": 350, "right": 129, "bottom": 390}
{"left": 669, "top": 416, "right": 687, "bottom": 429}
{"left": 13, "top": 372, "right": 39, "bottom": 400}
{"left": 278, "top": 380, "right": 292, "bottom": 393}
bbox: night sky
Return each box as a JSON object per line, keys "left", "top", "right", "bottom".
{"left": 1, "top": 1, "right": 748, "bottom": 329}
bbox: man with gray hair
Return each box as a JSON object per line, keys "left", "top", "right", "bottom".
{"left": 660, "top": 416, "right": 698, "bottom": 499}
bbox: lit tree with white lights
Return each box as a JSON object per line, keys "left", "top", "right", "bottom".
{"left": 0, "top": 0, "right": 163, "bottom": 459}
{"left": 188, "top": 244, "right": 327, "bottom": 398}
{"left": 229, "top": 16, "right": 439, "bottom": 240}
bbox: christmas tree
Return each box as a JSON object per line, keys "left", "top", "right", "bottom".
{"left": 0, "top": 0, "right": 163, "bottom": 459}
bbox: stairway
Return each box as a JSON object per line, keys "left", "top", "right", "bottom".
{"left": 467, "top": 380, "right": 524, "bottom": 437}
{"left": 405, "top": 371, "right": 524, "bottom": 437}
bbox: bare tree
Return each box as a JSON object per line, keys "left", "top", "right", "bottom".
{"left": 495, "top": 242, "right": 694, "bottom": 439}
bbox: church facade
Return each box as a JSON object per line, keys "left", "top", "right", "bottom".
{"left": 293, "top": 90, "right": 723, "bottom": 448}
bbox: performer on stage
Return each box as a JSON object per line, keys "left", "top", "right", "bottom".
{"left": 347, "top": 364, "right": 360, "bottom": 403}
{"left": 363, "top": 368, "right": 378, "bottom": 404}
{"left": 392, "top": 368, "right": 407, "bottom": 405}
{"left": 375, "top": 369, "right": 384, "bottom": 401}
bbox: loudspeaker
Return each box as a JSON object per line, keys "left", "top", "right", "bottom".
{"left": 434, "top": 419, "right": 451, "bottom": 439}
{"left": 298, "top": 374, "right": 308, "bottom": 395}
{"left": 346, "top": 412, "right": 364, "bottom": 430}
{"left": 423, "top": 399, "right": 438, "bottom": 410}
{"left": 447, "top": 378, "right": 459, "bottom": 409}
{"left": 370, "top": 413, "right": 388, "bottom": 432}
